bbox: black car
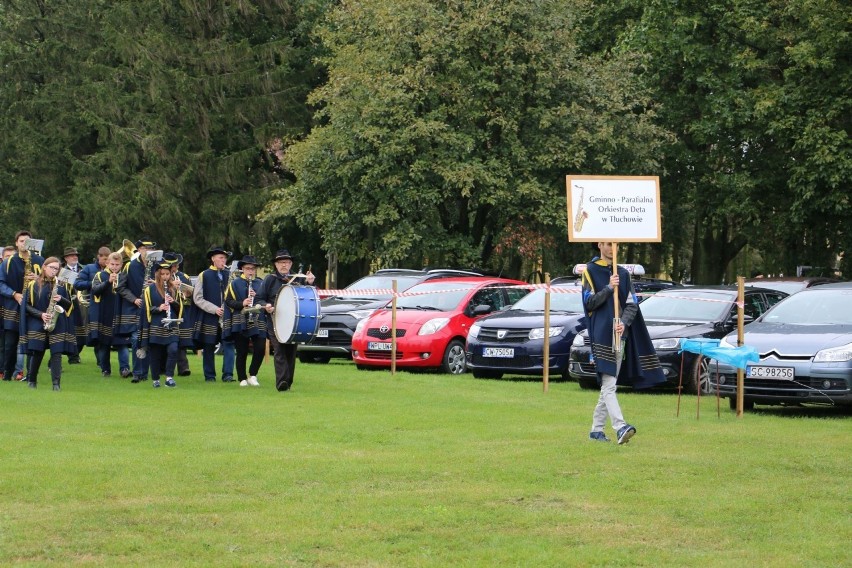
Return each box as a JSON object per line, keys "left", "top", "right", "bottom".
{"left": 465, "top": 279, "right": 585, "bottom": 380}
{"left": 567, "top": 286, "right": 788, "bottom": 392}
{"left": 297, "top": 268, "right": 482, "bottom": 363}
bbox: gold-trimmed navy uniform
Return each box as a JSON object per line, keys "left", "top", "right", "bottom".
{"left": 581, "top": 258, "right": 665, "bottom": 389}
{"left": 22, "top": 280, "right": 75, "bottom": 355}
{"left": 223, "top": 274, "right": 267, "bottom": 340}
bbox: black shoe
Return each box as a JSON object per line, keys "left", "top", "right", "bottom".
{"left": 120, "top": 368, "right": 132, "bottom": 378}
{"left": 69, "top": 357, "right": 81, "bottom": 364}
{"left": 178, "top": 370, "right": 191, "bottom": 376}
{"left": 53, "top": 384, "right": 61, "bottom": 391}
{"left": 28, "top": 381, "right": 36, "bottom": 389}
{"left": 102, "top": 370, "right": 111, "bottom": 377}
{"left": 205, "top": 377, "right": 216, "bottom": 382}
{"left": 131, "top": 376, "right": 143, "bottom": 383}
{"left": 221, "top": 376, "right": 235, "bottom": 383}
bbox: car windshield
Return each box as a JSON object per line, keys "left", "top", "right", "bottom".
{"left": 394, "top": 282, "right": 477, "bottom": 310}
{"left": 510, "top": 287, "right": 584, "bottom": 312}
{"left": 761, "top": 289, "right": 852, "bottom": 324}
{"left": 639, "top": 290, "right": 731, "bottom": 321}
{"left": 746, "top": 281, "right": 806, "bottom": 294}
{"left": 344, "top": 275, "right": 423, "bottom": 300}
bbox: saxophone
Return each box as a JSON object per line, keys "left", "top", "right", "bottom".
{"left": 573, "top": 185, "right": 589, "bottom": 232}
{"left": 43, "top": 278, "right": 65, "bottom": 332}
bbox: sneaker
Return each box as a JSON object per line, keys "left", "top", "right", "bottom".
{"left": 247, "top": 376, "right": 260, "bottom": 387}
{"left": 239, "top": 380, "right": 248, "bottom": 387}
{"left": 28, "top": 381, "right": 36, "bottom": 389}
{"left": 152, "top": 380, "right": 161, "bottom": 388}
{"left": 102, "top": 370, "right": 111, "bottom": 377}
{"left": 617, "top": 424, "right": 636, "bottom": 445}
{"left": 222, "top": 376, "right": 235, "bottom": 383}
{"left": 589, "top": 431, "right": 611, "bottom": 442}
{"left": 0, "top": 372, "right": 5, "bottom": 381}
{"left": 165, "top": 378, "right": 176, "bottom": 388}
{"left": 120, "top": 368, "right": 132, "bottom": 378}
{"left": 15, "top": 372, "right": 25, "bottom": 381}
{"left": 52, "top": 384, "right": 61, "bottom": 391}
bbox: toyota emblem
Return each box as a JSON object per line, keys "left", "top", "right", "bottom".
{"left": 379, "top": 325, "right": 390, "bottom": 333}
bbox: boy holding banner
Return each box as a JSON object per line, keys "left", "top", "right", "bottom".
{"left": 581, "top": 242, "right": 664, "bottom": 444}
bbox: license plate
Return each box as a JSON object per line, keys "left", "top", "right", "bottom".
{"left": 316, "top": 328, "right": 328, "bottom": 338}
{"left": 483, "top": 347, "right": 514, "bottom": 358}
{"left": 747, "top": 365, "right": 794, "bottom": 379}
{"left": 368, "top": 341, "right": 393, "bottom": 351}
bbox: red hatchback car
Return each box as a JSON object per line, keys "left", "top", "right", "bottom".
{"left": 351, "top": 277, "right": 529, "bottom": 374}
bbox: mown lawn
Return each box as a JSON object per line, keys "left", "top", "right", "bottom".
{"left": 0, "top": 351, "right": 849, "bottom": 566}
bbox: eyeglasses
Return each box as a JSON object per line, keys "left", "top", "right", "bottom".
{"left": 46, "top": 265, "right": 60, "bottom": 271}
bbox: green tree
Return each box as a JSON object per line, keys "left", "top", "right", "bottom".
{"left": 629, "top": 0, "right": 850, "bottom": 282}
{"left": 272, "top": 0, "right": 667, "bottom": 277}
{"left": 0, "top": 0, "right": 327, "bottom": 271}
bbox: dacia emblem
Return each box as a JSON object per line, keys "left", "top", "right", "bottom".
{"left": 497, "top": 330, "right": 507, "bottom": 339}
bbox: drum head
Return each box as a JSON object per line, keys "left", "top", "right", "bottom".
{"left": 274, "top": 286, "right": 296, "bottom": 343}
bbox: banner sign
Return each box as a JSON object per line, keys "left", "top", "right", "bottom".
{"left": 566, "top": 175, "right": 662, "bottom": 242}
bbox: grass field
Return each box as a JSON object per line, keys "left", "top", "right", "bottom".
{"left": 0, "top": 350, "right": 849, "bottom": 567}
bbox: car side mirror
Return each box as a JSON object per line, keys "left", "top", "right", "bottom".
{"left": 720, "top": 313, "right": 754, "bottom": 330}
{"left": 471, "top": 304, "right": 492, "bottom": 316}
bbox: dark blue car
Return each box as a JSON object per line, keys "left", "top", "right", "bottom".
{"left": 465, "top": 280, "right": 586, "bottom": 380}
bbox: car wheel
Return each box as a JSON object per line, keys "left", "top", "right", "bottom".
{"left": 298, "top": 353, "right": 331, "bottom": 364}
{"left": 472, "top": 369, "right": 503, "bottom": 379}
{"left": 441, "top": 340, "right": 467, "bottom": 374}
{"left": 687, "top": 356, "right": 712, "bottom": 395}
{"left": 578, "top": 377, "right": 599, "bottom": 390}
{"left": 728, "top": 397, "right": 755, "bottom": 411}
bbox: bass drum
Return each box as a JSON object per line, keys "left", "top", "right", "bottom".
{"left": 273, "top": 285, "right": 321, "bottom": 344}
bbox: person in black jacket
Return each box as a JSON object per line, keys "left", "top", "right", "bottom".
{"left": 255, "top": 249, "right": 314, "bottom": 392}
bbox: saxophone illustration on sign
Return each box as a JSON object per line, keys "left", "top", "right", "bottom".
{"left": 573, "top": 185, "right": 589, "bottom": 232}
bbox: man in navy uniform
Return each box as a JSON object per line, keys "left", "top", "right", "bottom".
{"left": 193, "top": 246, "right": 236, "bottom": 382}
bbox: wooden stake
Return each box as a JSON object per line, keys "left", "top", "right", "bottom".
{"left": 391, "top": 279, "right": 398, "bottom": 376}
{"left": 543, "top": 273, "right": 551, "bottom": 392}
{"left": 736, "top": 276, "right": 745, "bottom": 417}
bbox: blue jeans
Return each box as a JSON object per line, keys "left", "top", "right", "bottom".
{"left": 98, "top": 344, "right": 129, "bottom": 374}
{"left": 202, "top": 341, "right": 234, "bottom": 381}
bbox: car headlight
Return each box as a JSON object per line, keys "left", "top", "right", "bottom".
{"left": 354, "top": 319, "right": 368, "bottom": 334}
{"left": 419, "top": 318, "right": 450, "bottom": 336}
{"left": 529, "top": 326, "right": 564, "bottom": 340}
{"left": 572, "top": 333, "right": 585, "bottom": 347}
{"left": 468, "top": 324, "right": 481, "bottom": 339}
{"left": 719, "top": 336, "right": 735, "bottom": 348}
{"left": 652, "top": 338, "right": 681, "bottom": 350}
{"left": 814, "top": 342, "right": 852, "bottom": 363}
{"left": 348, "top": 309, "right": 376, "bottom": 320}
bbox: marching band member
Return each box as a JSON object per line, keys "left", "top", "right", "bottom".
{"left": 0, "top": 231, "right": 44, "bottom": 382}
{"left": 140, "top": 261, "right": 182, "bottom": 388}
{"left": 192, "top": 245, "right": 236, "bottom": 382}
{"left": 256, "top": 249, "right": 315, "bottom": 392}
{"left": 22, "top": 257, "right": 73, "bottom": 390}
{"left": 62, "top": 246, "right": 85, "bottom": 363}
{"left": 223, "top": 255, "right": 266, "bottom": 387}
{"left": 116, "top": 238, "right": 156, "bottom": 383}
{"left": 75, "top": 246, "right": 111, "bottom": 371}
{"left": 89, "top": 252, "right": 131, "bottom": 377}
{"left": 164, "top": 252, "right": 193, "bottom": 376}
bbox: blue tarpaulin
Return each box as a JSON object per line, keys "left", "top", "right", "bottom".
{"left": 678, "top": 338, "right": 759, "bottom": 370}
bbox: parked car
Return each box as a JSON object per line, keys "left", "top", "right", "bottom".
{"left": 297, "top": 268, "right": 482, "bottom": 363}
{"left": 571, "top": 263, "right": 679, "bottom": 301}
{"left": 711, "top": 282, "right": 852, "bottom": 410}
{"left": 744, "top": 276, "right": 838, "bottom": 295}
{"left": 567, "top": 285, "right": 788, "bottom": 392}
{"left": 351, "top": 276, "right": 529, "bottom": 374}
{"left": 465, "top": 279, "right": 585, "bottom": 380}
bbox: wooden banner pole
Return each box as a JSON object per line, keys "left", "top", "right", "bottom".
{"left": 612, "top": 243, "right": 621, "bottom": 355}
